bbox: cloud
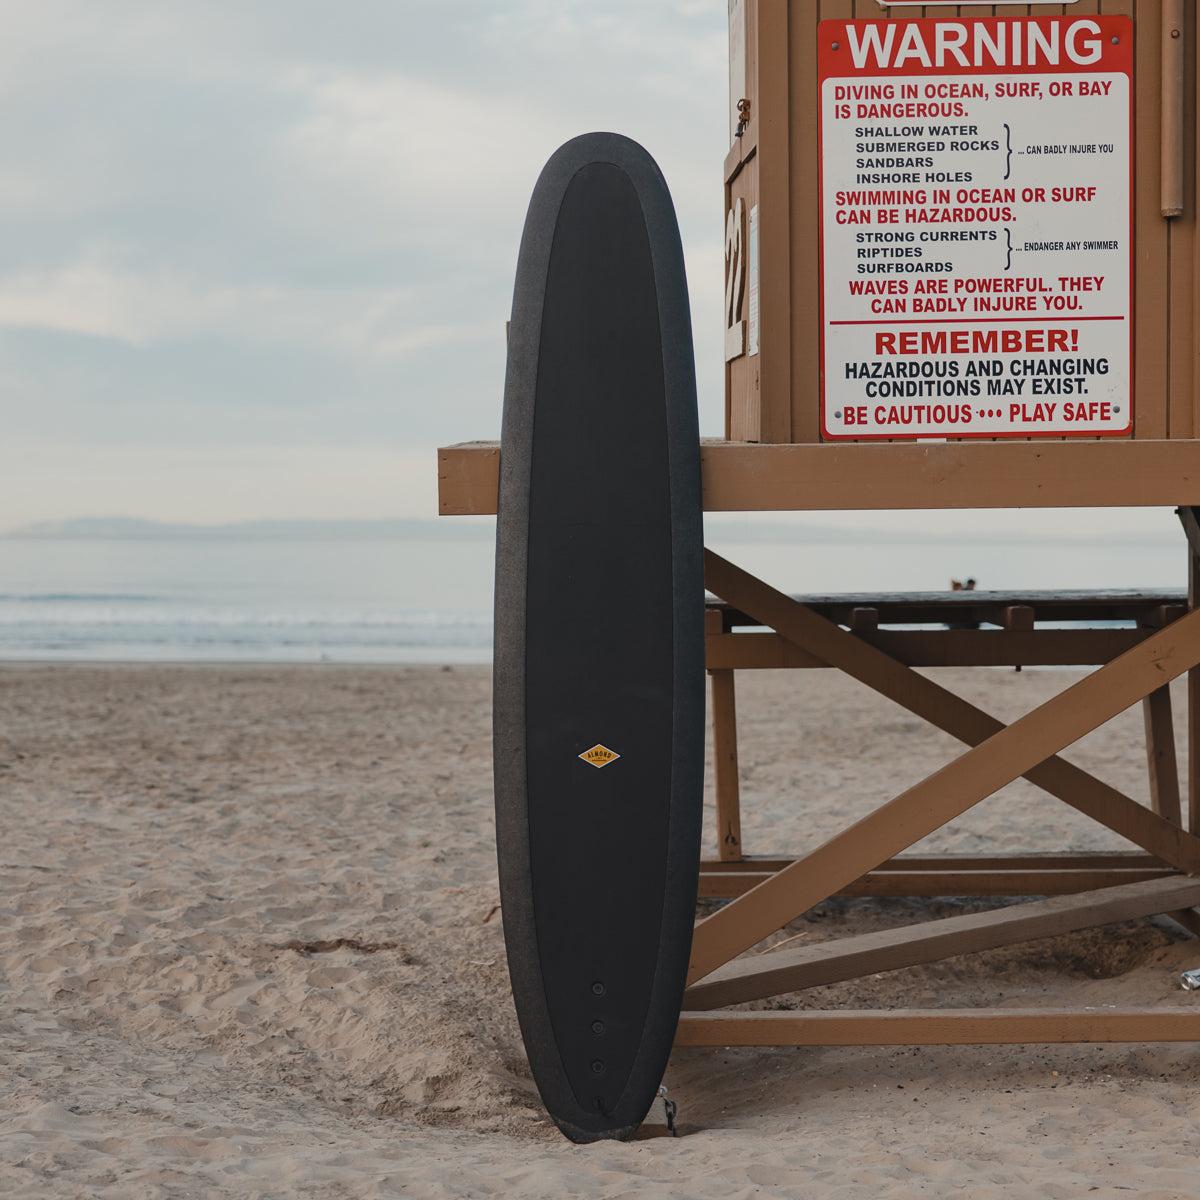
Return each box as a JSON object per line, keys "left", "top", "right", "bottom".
{"left": 0, "top": 2, "right": 729, "bottom": 521}
{"left": 280, "top": 70, "right": 569, "bottom": 247}
{"left": 0, "top": 249, "right": 497, "bottom": 365}
{"left": 0, "top": 438, "right": 448, "bottom": 529}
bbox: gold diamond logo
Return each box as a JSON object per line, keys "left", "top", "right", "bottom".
{"left": 579, "top": 744, "right": 620, "bottom": 768}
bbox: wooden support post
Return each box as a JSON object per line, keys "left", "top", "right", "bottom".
{"left": 1144, "top": 685, "right": 1183, "bottom": 825}
{"left": 675, "top": 1009, "right": 1200, "bottom": 1048}
{"left": 1178, "top": 507, "right": 1200, "bottom": 833}
{"left": 848, "top": 606, "right": 879, "bottom": 632}
{"left": 703, "top": 551, "right": 1200, "bottom": 873}
{"left": 1170, "top": 908, "right": 1200, "bottom": 937}
{"left": 1163, "top": 0, "right": 1186, "bottom": 218}
{"left": 687, "top": 588, "right": 1200, "bottom": 986}
{"left": 710, "top": 668, "right": 743, "bottom": 862}
{"left": 1003, "top": 605, "right": 1035, "bottom": 633}
{"left": 684, "top": 875, "right": 1200, "bottom": 1010}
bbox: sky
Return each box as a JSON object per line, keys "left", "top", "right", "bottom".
{"left": 0, "top": 1, "right": 729, "bottom": 529}
{"left": 0, "top": 2, "right": 1180, "bottom": 544}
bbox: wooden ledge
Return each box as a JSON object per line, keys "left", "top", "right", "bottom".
{"left": 438, "top": 439, "right": 1200, "bottom": 514}
{"left": 675, "top": 1009, "right": 1200, "bottom": 1047}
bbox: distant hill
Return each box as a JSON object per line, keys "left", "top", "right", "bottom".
{"left": 4, "top": 517, "right": 495, "bottom": 541}
{"left": 3, "top": 514, "right": 1175, "bottom": 547}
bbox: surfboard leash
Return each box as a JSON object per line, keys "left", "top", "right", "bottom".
{"left": 658, "top": 1085, "right": 679, "bottom": 1136}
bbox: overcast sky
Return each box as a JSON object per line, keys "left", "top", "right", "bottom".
{"left": 0, "top": 2, "right": 1180, "bottom": 544}
{"left": 0, "top": 1, "right": 728, "bottom": 528}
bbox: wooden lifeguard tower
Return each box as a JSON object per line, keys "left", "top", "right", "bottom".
{"left": 440, "top": 1, "right": 1200, "bottom": 1069}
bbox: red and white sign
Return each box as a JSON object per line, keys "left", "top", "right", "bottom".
{"left": 819, "top": 16, "right": 1132, "bottom": 440}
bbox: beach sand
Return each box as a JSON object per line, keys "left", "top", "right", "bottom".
{"left": 4, "top": 662, "right": 1200, "bottom": 1198}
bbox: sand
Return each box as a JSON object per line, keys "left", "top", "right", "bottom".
{"left": 4, "top": 662, "right": 1200, "bottom": 1199}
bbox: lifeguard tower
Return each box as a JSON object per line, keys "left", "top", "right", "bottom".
{"left": 440, "top": 1, "right": 1200, "bottom": 1068}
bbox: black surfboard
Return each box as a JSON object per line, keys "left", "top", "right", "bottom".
{"left": 493, "top": 133, "right": 704, "bottom": 1143}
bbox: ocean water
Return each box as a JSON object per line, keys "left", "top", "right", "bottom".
{"left": 0, "top": 538, "right": 497, "bottom": 664}
{"left": 0, "top": 522, "right": 1188, "bottom": 664}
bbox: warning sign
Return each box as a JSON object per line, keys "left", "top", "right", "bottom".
{"left": 819, "top": 15, "right": 1132, "bottom": 440}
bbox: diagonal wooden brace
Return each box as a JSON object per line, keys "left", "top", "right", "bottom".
{"left": 688, "top": 565, "right": 1200, "bottom": 985}
{"left": 684, "top": 874, "right": 1200, "bottom": 1009}
{"left": 704, "top": 551, "right": 1200, "bottom": 871}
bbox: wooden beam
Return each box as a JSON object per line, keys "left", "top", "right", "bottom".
{"left": 1169, "top": 907, "right": 1200, "bottom": 937}
{"left": 847, "top": 606, "right": 878, "bottom": 633}
{"left": 1179, "top": 505, "right": 1200, "bottom": 557}
{"left": 705, "top": 629, "right": 1149, "bottom": 671}
{"left": 710, "top": 669, "right": 743, "bottom": 861}
{"left": 674, "top": 1009, "right": 1200, "bottom": 1047}
{"left": 1131, "top": 0, "right": 1169, "bottom": 439}
{"left": 698, "top": 866, "right": 1177, "bottom": 900}
{"left": 438, "top": 442, "right": 501, "bottom": 515}
{"left": 1162, "top": 0, "right": 1186, "bottom": 218}
{"left": 686, "top": 594, "right": 1200, "bottom": 985}
{"left": 1185, "top": 508, "right": 1200, "bottom": 833}
{"left": 755, "top": 0, "right": 792, "bottom": 444}
{"left": 436, "top": 440, "right": 1200, "bottom": 515}
{"left": 1003, "top": 605, "right": 1035, "bottom": 633}
{"left": 703, "top": 552, "right": 1200, "bottom": 874}
{"left": 714, "top": 588, "right": 1187, "bottom": 628}
{"left": 699, "top": 852, "right": 1175, "bottom": 898}
{"left": 700, "top": 852, "right": 1170, "bottom": 873}
{"left": 787, "top": 0, "right": 820, "bottom": 444}
{"left": 684, "top": 875, "right": 1200, "bottom": 1010}
{"left": 1144, "top": 685, "right": 1183, "bottom": 825}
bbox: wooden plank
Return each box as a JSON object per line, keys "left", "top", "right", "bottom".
{"left": 1192, "top": 0, "right": 1200, "bottom": 442}
{"left": 686, "top": 593, "right": 1200, "bottom": 985}
{"left": 703, "top": 551, "right": 1200, "bottom": 873}
{"left": 788, "top": 0, "right": 823, "bottom": 443}
{"left": 847, "top": 606, "right": 878, "bottom": 633}
{"left": 713, "top": 587, "right": 1187, "bottom": 626}
{"left": 1192, "top": 538, "right": 1200, "bottom": 836}
{"left": 698, "top": 867, "right": 1177, "bottom": 900}
{"left": 727, "top": 153, "right": 760, "bottom": 441}
{"left": 726, "top": 0, "right": 759, "bottom": 441}
{"left": 840, "top": 868, "right": 1180, "bottom": 899}
{"left": 1186, "top": 508, "right": 1200, "bottom": 832}
{"left": 700, "top": 852, "right": 1169, "bottom": 873}
{"left": 1003, "top": 605, "right": 1035, "bottom": 633}
{"left": 1180, "top": 505, "right": 1200, "bottom": 556}
{"left": 1162, "top": 1, "right": 1185, "bottom": 218}
{"left": 684, "top": 875, "right": 1200, "bottom": 1009}
{"left": 1133, "top": 0, "right": 1169, "bottom": 440}
{"left": 707, "top": 633, "right": 826, "bottom": 670}
{"left": 1143, "top": 603, "right": 1189, "bottom": 628}
{"left": 705, "top": 629, "right": 1149, "bottom": 670}
{"left": 697, "top": 440, "right": 1200, "bottom": 511}
{"left": 723, "top": 139, "right": 744, "bottom": 187}
{"left": 755, "top": 0, "right": 792, "bottom": 444}
{"left": 1168, "top": 906, "right": 1200, "bottom": 936}
{"left": 1143, "top": 685, "right": 1183, "bottom": 824}
{"left": 675, "top": 1009, "right": 1200, "bottom": 1047}
{"left": 434, "top": 440, "right": 1200, "bottom": 515}
{"left": 710, "top": 669, "right": 743, "bottom": 861}
{"left": 438, "top": 442, "right": 502, "bottom": 515}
